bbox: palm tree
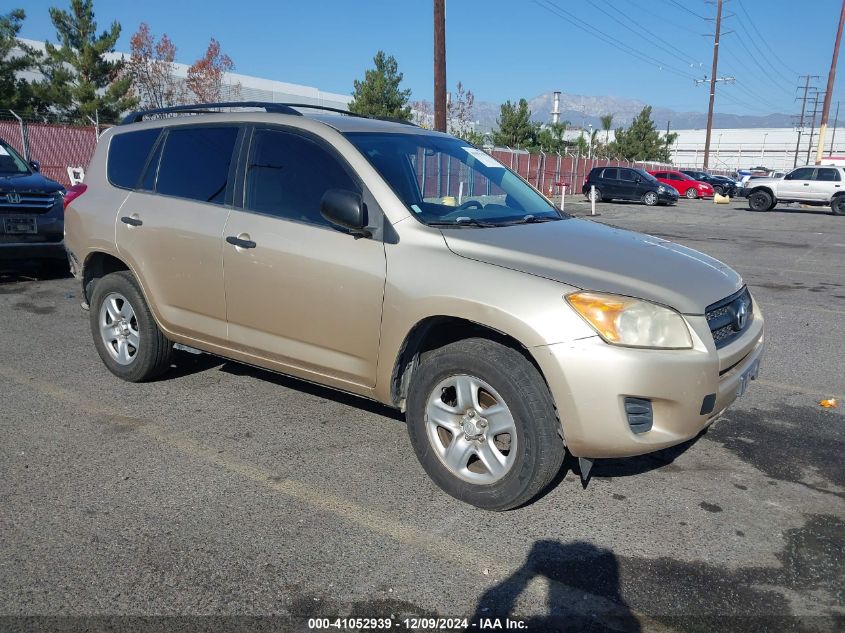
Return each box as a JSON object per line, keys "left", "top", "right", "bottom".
{"left": 600, "top": 113, "right": 614, "bottom": 144}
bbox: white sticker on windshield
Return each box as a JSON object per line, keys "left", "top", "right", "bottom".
{"left": 464, "top": 147, "right": 503, "bottom": 169}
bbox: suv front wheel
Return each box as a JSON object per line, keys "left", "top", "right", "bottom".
{"left": 748, "top": 190, "right": 774, "bottom": 212}
{"left": 406, "top": 338, "right": 565, "bottom": 511}
{"left": 89, "top": 271, "right": 173, "bottom": 382}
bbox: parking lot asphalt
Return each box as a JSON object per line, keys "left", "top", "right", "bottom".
{"left": 1, "top": 198, "right": 843, "bottom": 632}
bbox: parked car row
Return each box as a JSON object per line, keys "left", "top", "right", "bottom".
{"left": 580, "top": 166, "right": 743, "bottom": 205}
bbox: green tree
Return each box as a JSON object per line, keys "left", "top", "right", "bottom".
{"left": 0, "top": 9, "right": 40, "bottom": 115}
{"left": 491, "top": 98, "right": 537, "bottom": 148}
{"left": 610, "top": 106, "right": 677, "bottom": 162}
{"left": 600, "top": 113, "right": 614, "bottom": 144}
{"left": 34, "top": 0, "right": 135, "bottom": 122}
{"left": 349, "top": 51, "right": 411, "bottom": 121}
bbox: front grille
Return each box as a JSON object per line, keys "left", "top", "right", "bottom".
{"left": 706, "top": 287, "right": 753, "bottom": 349}
{"left": 0, "top": 191, "right": 59, "bottom": 215}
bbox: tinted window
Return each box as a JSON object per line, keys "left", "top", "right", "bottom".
{"left": 108, "top": 129, "right": 161, "bottom": 189}
{"left": 653, "top": 172, "right": 667, "bottom": 179}
{"left": 140, "top": 140, "right": 163, "bottom": 191}
{"left": 786, "top": 167, "right": 815, "bottom": 181}
{"left": 815, "top": 168, "right": 841, "bottom": 181}
{"left": 156, "top": 126, "right": 239, "bottom": 204}
{"left": 669, "top": 173, "right": 684, "bottom": 181}
{"left": 602, "top": 168, "right": 618, "bottom": 180}
{"left": 245, "top": 129, "right": 357, "bottom": 226}
{"left": 619, "top": 169, "right": 636, "bottom": 182}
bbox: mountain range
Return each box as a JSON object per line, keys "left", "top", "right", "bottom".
{"left": 471, "top": 90, "right": 795, "bottom": 132}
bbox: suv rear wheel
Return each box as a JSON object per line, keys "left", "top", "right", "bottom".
{"left": 89, "top": 271, "right": 172, "bottom": 382}
{"left": 832, "top": 195, "right": 845, "bottom": 216}
{"left": 406, "top": 338, "right": 565, "bottom": 511}
{"left": 748, "top": 190, "right": 774, "bottom": 212}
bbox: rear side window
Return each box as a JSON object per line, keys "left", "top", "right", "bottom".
{"left": 815, "top": 168, "right": 841, "bottom": 182}
{"left": 601, "top": 168, "right": 618, "bottom": 180}
{"left": 156, "top": 126, "right": 239, "bottom": 204}
{"left": 108, "top": 129, "right": 161, "bottom": 189}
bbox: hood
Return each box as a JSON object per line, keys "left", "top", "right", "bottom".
{"left": 746, "top": 177, "right": 781, "bottom": 187}
{"left": 0, "top": 171, "right": 64, "bottom": 194}
{"left": 441, "top": 219, "right": 743, "bottom": 314}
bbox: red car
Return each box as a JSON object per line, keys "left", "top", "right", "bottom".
{"left": 647, "top": 169, "right": 715, "bottom": 199}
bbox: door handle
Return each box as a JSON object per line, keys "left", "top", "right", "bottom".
{"left": 120, "top": 216, "right": 143, "bottom": 226}
{"left": 803, "top": 183, "right": 810, "bottom": 186}
{"left": 226, "top": 235, "right": 256, "bottom": 249}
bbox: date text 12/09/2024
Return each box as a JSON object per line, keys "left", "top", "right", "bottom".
{"left": 307, "top": 617, "right": 528, "bottom": 630}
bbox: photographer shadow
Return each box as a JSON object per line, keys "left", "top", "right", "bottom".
{"left": 471, "top": 540, "right": 640, "bottom": 633}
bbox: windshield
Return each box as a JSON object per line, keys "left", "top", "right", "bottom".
{"left": 0, "top": 140, "right": 31, "bottom": 175}
{"left": 345, "top": 132, "right": 564, "bottom": 227}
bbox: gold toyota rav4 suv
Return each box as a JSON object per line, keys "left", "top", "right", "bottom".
{"left": 64, "top": 103, "right": 764, "bottom": 510}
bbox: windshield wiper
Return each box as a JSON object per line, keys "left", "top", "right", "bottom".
{"left": 509, "top": 214, "right": 563, "bottom": 224}
{"left": 427, "top": 217, "right": 499, "bottom": 228}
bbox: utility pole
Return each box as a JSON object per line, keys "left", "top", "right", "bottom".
{"left": 831, "top": 101, "right": 840, "bottom": 154}
{"left": 816, "top": 0, "right": 845, "bottom": 163}
{"left": 702, "top": 0, "right": 723, "bottom": 169}
{"left": 793, "top": 75, "right": 817, "bottom": 167}
{"left": 433, "top": 0, "right": 447, "bottom": 133}
{"left": 806, "top": 91, "right": 823, "bottom": 164}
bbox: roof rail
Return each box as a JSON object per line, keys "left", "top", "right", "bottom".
{"left": 120, "top": 101, "right": 418, "bottom": 127}
{"left": 120, "top": 101, "right": 302, "bottom": 125}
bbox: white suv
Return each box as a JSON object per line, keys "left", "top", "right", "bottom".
{"left": 742, "top": 165, "right": 845, "bottom": 215}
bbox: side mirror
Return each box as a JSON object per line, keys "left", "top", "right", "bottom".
{"left": 320, "top": 189, "right": 369, "bottom": 236}
{"left": 29, "top": 160, "right": 40, "bottom": 172}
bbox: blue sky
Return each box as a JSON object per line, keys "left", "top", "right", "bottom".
{"left": 15, "top": 0, "right": 845, "bottom": 116}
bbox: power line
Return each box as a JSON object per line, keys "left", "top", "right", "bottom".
{"left": 665, "top": 0, "right": 708, "bottom": 20}
{"left": 732, "top": 11, "right": 797, "bottom": 87}
{"left": 727, "top": 29, "right": 795, "bottom": 98}
{"left": 590, "top": 0, "right": 702, "bottom": 68}
{"left": 735, "top": 0, "right": 801, "bottom": 76}
{"left": 532, "top": 0, "right": 699, "bottom": 81}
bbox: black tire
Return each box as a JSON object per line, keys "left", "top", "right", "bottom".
{"left": 748, "top": 190, "right": 773, "bottom": 212}
{"left": 89, "top": 270, "right": 172, "bottom": 382}
{"left": 642, "top": 191, "right": 658, "bottom": 206}
{"left": 406, "top": 338, "right": 565, "bottom": 511}
{"left": 831, "top": 195, "right": 845, "bottom": 216}
{"left": 685, "top": 187, "right": 698, "bottom": 199}
{"left": 713, "top": 185, "right": 724, "bottom": 195}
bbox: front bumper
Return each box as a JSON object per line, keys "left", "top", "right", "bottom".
{"left": 658, "top": 189, "right": 679, "bottom": 203}
{"left": 533, "top": 309, "right": 764, "bottom": 458}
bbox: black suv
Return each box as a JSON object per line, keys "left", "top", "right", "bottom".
{"left": 582, "top": 166, "right": 678, "bottom": 206}
{"left": 680, "top": 169, "right": 737, "bottom": 196}
{"left": 0, "top": 137, "right": 67, "bottom": 267}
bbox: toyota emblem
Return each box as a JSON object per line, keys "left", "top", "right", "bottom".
{"left": 6, "top": 192, "right": 21, "bottom": 204}
{"left": 734, "top": 301, "right": 748, "bottom": 331}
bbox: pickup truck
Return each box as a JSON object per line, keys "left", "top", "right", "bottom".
{"left": 740, "top": 165, "right": 845, "bottom": 215}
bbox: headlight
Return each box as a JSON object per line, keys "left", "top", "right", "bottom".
{"left": 658, "top": 185, "right": 666, "bottom": 193}
{"left": 566, "top": 291, "right": 693, "bottom": 349}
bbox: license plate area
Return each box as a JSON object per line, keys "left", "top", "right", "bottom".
{"left": 736, "top": 358, "right": 761, "bottom": 397}
{"left": 4, "top": 216, "right": 37, "bottom": 234}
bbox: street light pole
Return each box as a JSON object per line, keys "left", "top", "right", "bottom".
{"left": 760, "top": 133, "right": 768, "bottom": 163}
{"left": 816, "top": 0, "right": 845, "bottom": 163}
